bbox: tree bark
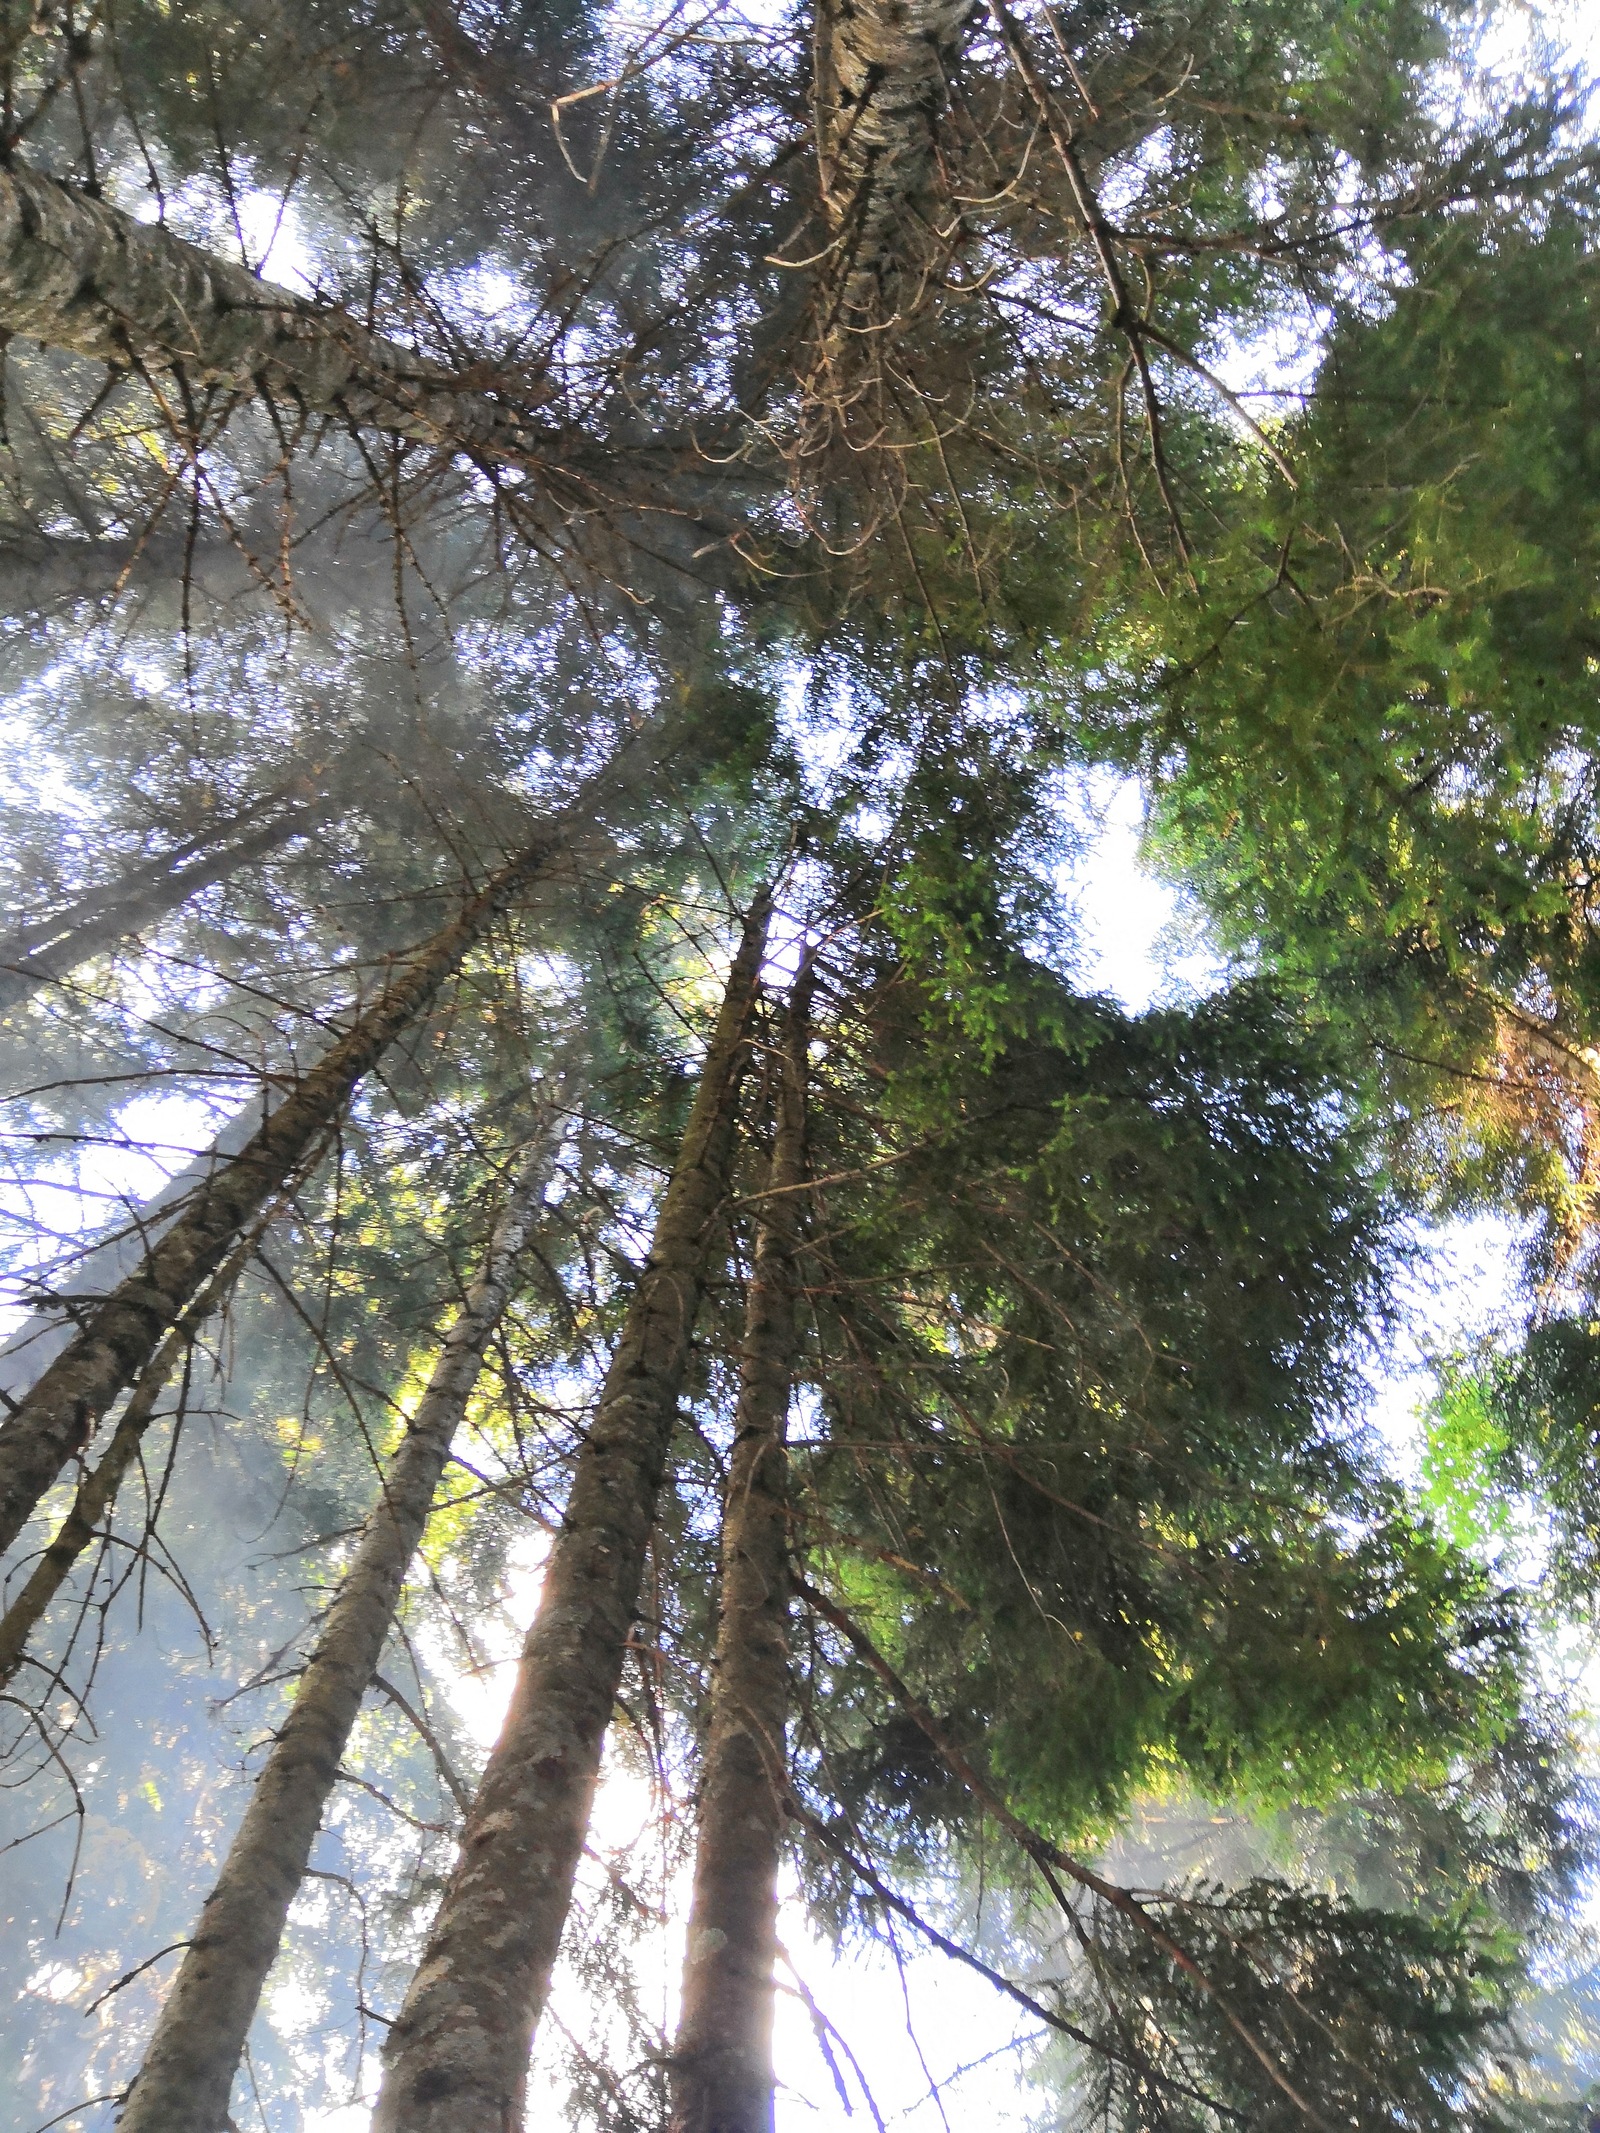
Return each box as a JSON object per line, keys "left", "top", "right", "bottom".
{"left": 0, "top": 802, "right": 313, "bottom": 1011}
{"left": 0, "top": 834, "right": 561, "bottom": 1562}
{"left": 116, "top": 1126, "right": 561, "bottom": 2133}
{"left": 670, "top": 963, "right": 812, "bottom": 2133}
{"left": 0, "top": 1223, "right": 268, "bottom": 1690}
{"left": 815, "top": 0, "right": 973, "bottom": 324}
{"left": 0, "top": 164, "right": 555, "bottom": 466}
{"left": 371, "top": 890, "right": 771, "bottom": 2133}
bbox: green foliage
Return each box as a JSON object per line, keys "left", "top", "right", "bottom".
{"left": 2, "top": 0, "right": 1598, "bottom": 2122}
{"left": 1422, "top": 1360, "right": 1517, "bottom": 1556}
{"left": 1053, "top": 1876, "right": 1539, "bottom": 2133}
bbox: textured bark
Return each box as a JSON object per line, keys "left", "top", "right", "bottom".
{"left": 371, "top": 891, "right": 771, "bottom": 2133}
{"left": 0, "top": 835, "right": 559, "bottom": 1562}
{"left": 0, "top": 1225, "right": 266, "bottom": 1691}
{"left": 117, "top": 1130, "right": 560, "bottom": 2133}
{"left": 0, "top": 803, "right": 311, "bottom": 1011}
{"left": 813, "top": 4, "right": 1195, "bottom": 334}
{"left": 670, "top": 967, "right": 812, "bottom": 2133}
{"left": 0, "top": 1092, "right": 289, "bottom": 1407}
{"left": 815, "top": 0, "right": 973, "bottom": 322}
{"left": 0, "top": 164, "right": 555, "bottom": 467}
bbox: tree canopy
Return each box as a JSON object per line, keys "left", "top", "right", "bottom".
{"left": 1, "top": 3, "right": 1599, "bottom": 2131}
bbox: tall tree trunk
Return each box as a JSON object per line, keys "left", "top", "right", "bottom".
{"left": 0, "top": 1086, "right": 291, "bottom": 1407}
{"left": 0, "top": 1221, "right": 270, "bottom": 1690}
{"left": 0, "top": 835, "right": 560, "bottom": 1561}
{"left": 814, "top": 0, "right": 972, "bottom": 324}
{"left": 670, "top": 964, "right": 811, "bottom": 2133}
{"left": 0, "top": 164, "right": 551, "bottom": 465}
{"left": 0, "top": 803, "right": 313, "bottom": 1011}
{"left": 371, "top": 890, "right": 771, "bottom": 2133}
{"left": 115, "top": 1126, "right": 561, "bottom": 2133}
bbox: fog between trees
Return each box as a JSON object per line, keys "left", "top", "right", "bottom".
{"left": 3, "top": 3, "right": 1600, "bottom": 2130}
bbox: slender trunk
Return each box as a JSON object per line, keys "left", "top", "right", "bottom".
{"left": 116, "top": 1129, "right": 561, "bottom": 2133}
{"left": 0, "top": 164, "right": 551, "bottom": 466}
{"left": 0, "top": 1088, "right": 290, "bottom": 1407}
{"left": 670, "top": 965, "right": 812, "bottom": 2133}
{"left": 0, "top": 1222, "right": 268, "bottom": 1690}
{"left": 0, "top": 806, "right": 311, "bottom": 1011}
{"left": 2, "top": 774, "right": 306, "bottom": 960}
{"left": 371, "top": 891, "right": 771, "bottom": 2133}
{"left": 0, "top": 835, "right": 559, "bottom": 1562}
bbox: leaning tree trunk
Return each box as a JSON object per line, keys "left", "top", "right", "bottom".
{"left": 670, "top": 963, "right": 812, "bottom": 2133}
{"left": 115, "top": 1126, "right": 562, "bottom": 2133}
{"left": 0, "top": 1220, "right": 272, "bottom": 1691}
{"left": 371, "top": 890, "right": 771, "bottom": 2133}
{"left": 0, "top": 1083, "right": 298, "bottom": 1406}
{"left": 0, "top": 802, "right": 313, "bottom": 1011}
{"left": 0, "top": 164, "right": 552, "bottom": 465}
{"left": 0, "top": 834, "right": 560, "bottom": 1562}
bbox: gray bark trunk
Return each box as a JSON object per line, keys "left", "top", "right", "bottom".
{"left": 115, "top": 1128, "right": 561, "bottom": 2133}
{"left": 0, "top": 803, "right": 311, "bottom": 1011}
{"left": 0, "top": 164, "right": 553, "bottom": 467}
{"left": 371, "top": 891, "right": 771, "bottom": 2133}
{"left": 0, "top": 834, "right": 560, "bottom": 1561}
{"left": 0, "top": 1224, "right": 267, "bottom": 1690}
{"left": 813, "top": 7, "right": 1193, "bottom": 334}
{"left": 670, "top": 966, "right": 811, "bottom": 2133}
{"left": 815, "top": 0, "right": 973, "bottom": 323}
{"left": 0, "top": 1086, "right": 290, "bottom": 1408}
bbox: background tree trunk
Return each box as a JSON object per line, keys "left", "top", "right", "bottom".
{"left": 0, "top": 1093, "right": 289, "bottom": 1409}
{"left": 0, "top": 836, "right": 559, "bottom": 1561}
{"left": 0, "top": 803, "right": 313, "bottom": 1011}
{"left": 116, "top": 1124, "right": 562, "bottom": 2133}
{"left": 371, "top": 890, "right": 770, "bottom": 2133}
{"left": 670, "top": 963, "right": 811, "bottom": 2133}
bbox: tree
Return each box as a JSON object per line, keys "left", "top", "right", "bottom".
{"left": 0, "top": 832, "right": 563, "bottom": 1557}
{"left": 115, "top": 1121, "right": 560, "bottom": 2133}
{"left": 1098, "top": 186, "right": 1600, "bottom": 1280}
{"left": 0, "top": 2, "right": 1596, "bottom": 2126}
{"left": 370, "top": 891, "right": 768, "bottom": 2133}
{"left": 668, "top": 958, "right": 812, "bottom": 2133}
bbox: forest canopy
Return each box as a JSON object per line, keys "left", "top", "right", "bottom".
{"left": 1, "top": 2, "right": 1600, "bottom": 2130}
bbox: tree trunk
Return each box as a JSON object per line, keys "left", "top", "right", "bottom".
{"left": 0, "top": 834, "right": 560, "bottom": 1562}
{"left": 371, "top": 890, "right": 771, "bottom": 2133}
{"left": 0, "top": 803, "right": 312, "bottom": 1011}
{"left": 815, "top": 0, "right": 972, "bottom": 324}
{"left": 670, "top": 963, "right": 811, "bottom": 2133}
{"left": 115, "top": 1127, "right": 561, "bottom": 2133}
{"left": 0, "top": 1222, "right": 269, "bottom": 1690}
{"left": 0, "top": 1087, "right": 291, "bottom": 1408}
{"left": 0, "top": 164, "right": 553, "bottom": 466}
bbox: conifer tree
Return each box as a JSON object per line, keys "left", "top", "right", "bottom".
{"left": 371, "top": 892, "right": 768, "bottom": 2133}
{"left": 0, "top": 3, "right": 1595, "bottom": 2126}
{"left": 116, "top": 1122, "right": 561, "bottom": 2133}
{"left": 0, "top": 833, "right": 563, "bottom": 1556}
{"left": 669, "top": 958, "right": 812, "bottom": 2133}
